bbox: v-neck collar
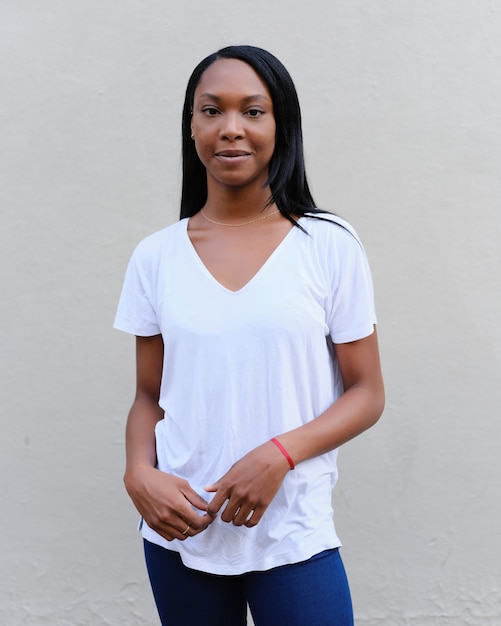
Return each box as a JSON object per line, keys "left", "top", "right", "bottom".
{"left": 183, "top": 217, "right": 303, "bottom": 294}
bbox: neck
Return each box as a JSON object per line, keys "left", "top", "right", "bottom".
{"left": 204, "top": 180, "right": 274, "bottom": 221}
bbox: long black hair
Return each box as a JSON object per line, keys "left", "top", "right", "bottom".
{"left": 180, "top": 45, "right": 325, "bottom": 227}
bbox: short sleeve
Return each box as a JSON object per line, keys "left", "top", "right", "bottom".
{"left": 113, "top": 247, "right": 161, "bottom": 337}
{"left": 325, "top": 225, "right": 377, "bottom": 344}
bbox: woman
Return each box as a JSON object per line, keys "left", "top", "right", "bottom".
{"left": 114, "top": 45, "right": 384, "bottom": 626}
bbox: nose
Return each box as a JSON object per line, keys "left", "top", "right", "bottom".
{"left": 220, "top": 112, "right": 244, "bottom": 141}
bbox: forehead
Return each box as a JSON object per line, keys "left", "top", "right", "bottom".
{"left": 195, "top": 58, "right": 271, "bottom": 100}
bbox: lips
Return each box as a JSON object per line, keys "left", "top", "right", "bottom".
{"left": 215, "top": 150, "right": 250, "bottom": 157}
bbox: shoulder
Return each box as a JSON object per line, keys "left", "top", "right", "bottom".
{"left": 300, "top": 211, "right": 365, "bottom": 251}
{"left": 131, "top": 219, "right": 188, "bottom": 261}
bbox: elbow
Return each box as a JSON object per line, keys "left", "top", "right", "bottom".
{"left": 359, "top": 380, "right": 385, "bottom": 431}
{"left": 372, "top": 385, "right": 385, "bottom": 426}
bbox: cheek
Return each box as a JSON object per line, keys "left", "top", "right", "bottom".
{"left": 194, "top": 145, "right": 209, "bottom": 168}
{"left": 256, "top": 122, "right": 275, "bottom": 150}
{"left": 265, "top": 133, "right": 276, "bottom": 158}
{"left": 266, "top": 124, "right": 277, "bottom": 153}
{"left": 192, "top": 129, "right": 212, "bottom": 160}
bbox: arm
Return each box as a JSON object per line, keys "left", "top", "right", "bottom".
{"left": 277, "top": 327, "right": 384, "bottom": 461}
{"left": 124, "top": 335, "right": 214, "bottom": 540}
{"left": 206, "top": 327, "right": 384, "bottom": 527}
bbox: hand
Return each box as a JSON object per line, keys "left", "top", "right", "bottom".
{"left": 124, "top": 465, "right": 214, "bottom": 541}
{"left": 205, "top": 441, "right": 291, "bottom": 528}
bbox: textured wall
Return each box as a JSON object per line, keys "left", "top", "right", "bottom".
{"left": 1, "top": 1, "right": 500, "bottom": 624}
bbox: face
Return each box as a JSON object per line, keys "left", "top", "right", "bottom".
{"left": 191, "top": 58, "right": 276, "bottom": 193}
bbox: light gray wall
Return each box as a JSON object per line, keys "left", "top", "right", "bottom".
{"left": 1, "top": 1, "right": 500, "bottom": 624}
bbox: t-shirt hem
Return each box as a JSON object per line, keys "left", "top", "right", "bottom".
{"left": 142, "top": 525, "right": 341, "bottom": 575}
{"left": 178, "top": 545, "right": 342, "bottom": 576}
{"left": 331, "top": 321, "right": 376, "bottom": 344}
{"left": 113, "top": 318, "right": 161, "bottom": 337}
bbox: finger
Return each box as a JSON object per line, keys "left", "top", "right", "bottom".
{"left": 179, "top": 511, "right": 217, "bottom": 534}
{"left": 232, "top": 506, "right": 255, "bottom": 527}
{"left": 176, "top": 520, "right": 192, "bottom": 540}
{"left": 176, "top": 492, "right": 215, "bottom": 531}
{"left": 180, "top": 486, "right": 210, "bottom": 512}
{"left": 244, "top": 508, "right": 263, "bottom": 528}
{"left": 158, "top": 517, "right": 208, "bottom": 542}
{"left": 189, "top": 514, "right": 215, "bottom": 533}
{"left": 151, "top": 522, "right": 182, "bottom": 542}
{"left": 220, "top": 499, "right": 241, "bottom": 523}
{"left": 206, "top": 490, "right": 230, "bottom": 517}
{"left": 178, "top": 510, "right": 214, "bottom": 532}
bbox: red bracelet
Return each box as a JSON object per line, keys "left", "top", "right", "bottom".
{"left": 270, "top": 438, "right": 295, "bottom": 470}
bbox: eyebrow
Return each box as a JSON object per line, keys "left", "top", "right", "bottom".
{"left": 197, "top": 93, "right": 270, "bottom": 104}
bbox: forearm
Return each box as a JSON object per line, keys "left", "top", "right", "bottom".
{"left": 125, "top": 397, "right": 164, "bottom": 474}
{"left": 276, "top": 383, "right": 384, "bottom": 466}
{"left": 206, "top": 379, "right": 384, "bottom": 526}
{"left": 123, "top": 397, "right": 213, "bottom": 537}
{"left": 121, "top": 335, "right": 213, "bottom": 538}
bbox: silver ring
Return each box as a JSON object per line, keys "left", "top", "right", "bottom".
{"left": 181, "top": 524, "right": 190, "bottom": 535}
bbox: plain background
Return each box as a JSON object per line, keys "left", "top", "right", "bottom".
{"left": 1, "top": 1, "right": 500, "bottom": 624}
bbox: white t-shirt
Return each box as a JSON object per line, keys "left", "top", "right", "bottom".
{"left": 114, "top": 213, "right": 377, "bottom": 575}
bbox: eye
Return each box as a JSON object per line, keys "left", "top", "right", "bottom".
{"left": 202, "top": 107, "right": 220, "bottom": 117}
{"left": 245, "top": 109, "right": 264, "bottom": 118}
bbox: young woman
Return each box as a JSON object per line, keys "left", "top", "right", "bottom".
{"left": 114, "top": 45, "right": 384, "bottom": 626}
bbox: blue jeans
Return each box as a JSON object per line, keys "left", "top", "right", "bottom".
{"left": 144, "top": 539, "right": 354, "bottom": 626}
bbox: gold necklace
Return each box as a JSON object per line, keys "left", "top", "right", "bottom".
{"left": 200, "top": 208, "right": 280, "bottom": 227}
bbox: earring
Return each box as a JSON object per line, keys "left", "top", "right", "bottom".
{"left": 191, "top": 132, "right": 194, "bottom": 140}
